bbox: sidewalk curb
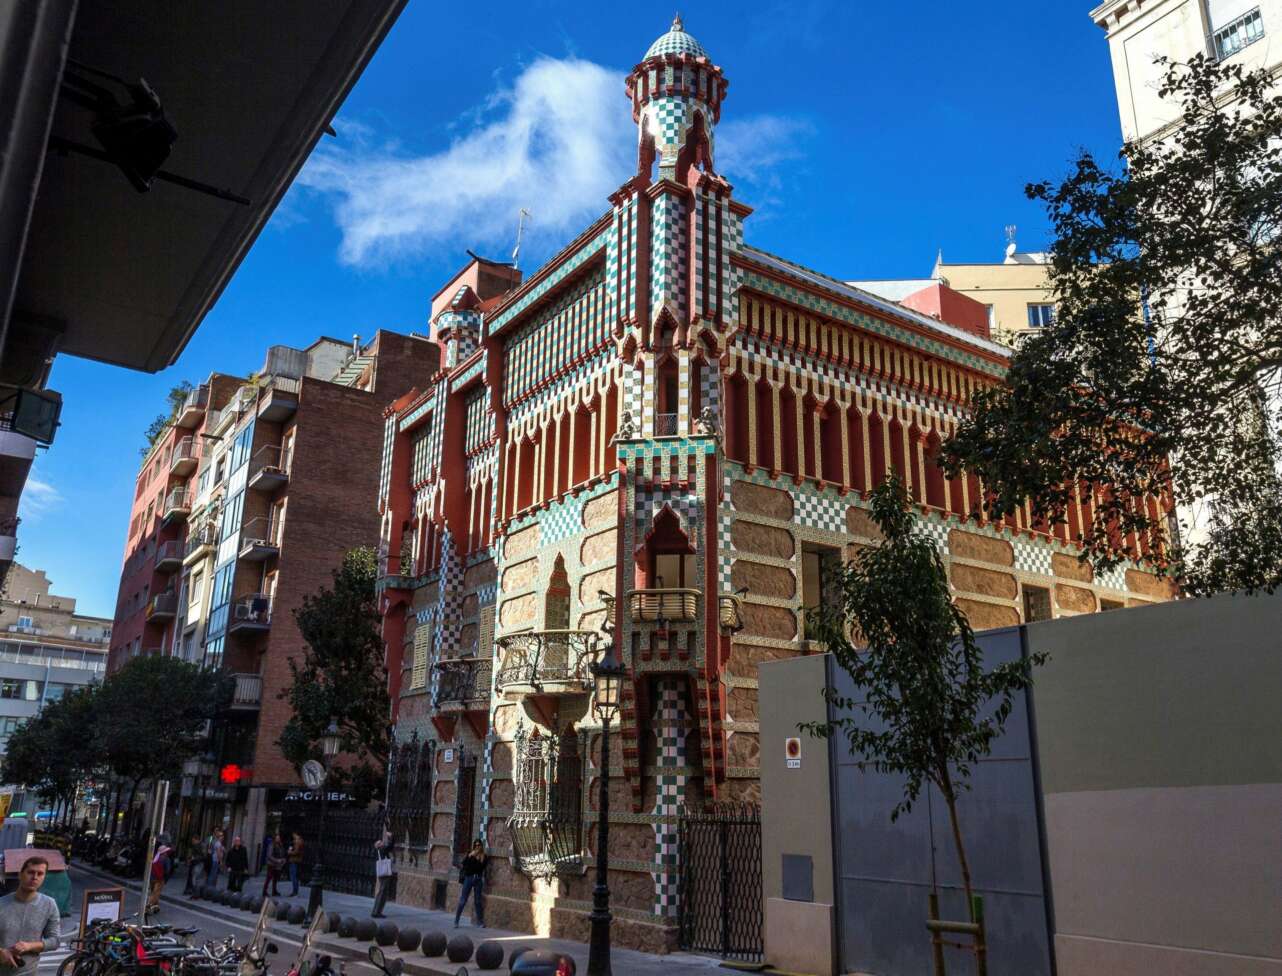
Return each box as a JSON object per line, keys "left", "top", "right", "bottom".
{"left": 70, "top": 862, "right": 508, "bottom": 975}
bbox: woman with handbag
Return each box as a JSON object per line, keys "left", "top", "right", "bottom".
{"left": 370, "top": 826, "right": 395, "bottom": 918}
{"left": 453, "top": 839, "right": 486, "bottom": 928}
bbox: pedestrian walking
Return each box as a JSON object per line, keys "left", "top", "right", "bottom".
{"left": 182, "top": 834, "right": 204, "bottom": 894}
{"left": 0, "top": 856, "right": 59, "bottom": 976}
{"left": 263, "top": 833, "right": 285, "bottom": 897}
{"left": 146, "top": 843, "right": 173, "bottom": 915}
{"left": 205, "top": 828, "right": 225, "bottom": 890}
{"left": 370, "top": 827, "right": 395, "bottom": 919}
{"left": 453, "top": 840, "right": 486, "bottom": 928}
{"left": 225, "top": 837, "right": 249, "bottom": 893}
{"left": 287, "top": 832, "right": 304, "bottom": 897}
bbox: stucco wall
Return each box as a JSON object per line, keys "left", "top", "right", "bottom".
{"left": 1027, "top": 592, "right": 1282, "bottom": 975}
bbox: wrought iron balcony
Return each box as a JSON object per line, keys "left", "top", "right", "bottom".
{"left": 238, "top": 517, "right": 281, "bottom": 561}
{"left": 146, "top": 591, "right": 178, "bottom": 621}
{"left": 229, "top": 594, "right": 272, "bottom": 633}
{"left": 169, "top": 436, "right": 198, "bottom": 476}
{"left": 627, "top": 587, "right": 700, "bottom": 623}
{"left": 508, "top": 730, "right": 584, "bottom": 879}
{"left": 432, "top": 657, "right": 492, "bottom": 710}
{"left": 184, "top": 523, "right": 218, "bottom": 565}
{"left": 228, "top": 672, "right": 262, "bottom": 709}
{"left": 161, "top": 488, "right": 191, "bottom": 524}
{"left": 154, "top": 540, "right": 183, "bottom": 573}
{"left": 654, "top": 411, "right": 679, "bottom": 436}
{"left": 175, "top": 384, "right": 208, "bottom": 428}
{"left": 494, "top": 630, "right": 598, "bottom": 697}
{"left": 247, "top": 443, "right": 290, "bottom": 492}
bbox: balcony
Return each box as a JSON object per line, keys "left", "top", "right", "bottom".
{"left": 247, "top": 444, "right": 290, "bottom": 492}
{"left": 0, "top": 517, "right": 17, "bottom": 564}
{"left": 169, "top": 436, "right": 198, "bottom": 476}
{"left": 174, "top": 385, "right": 209, "bottom": 429}
{"left": 508, "top": 729, "right": 584, "bottom": 879}
{"left": 238, "top": 517, "right": 281, "bottom": 561}
{"left": 627, "top": 588, "right": 700, "bottom": 623}
{"left": 184, "top": 524, "right": 218, "bottom": 566}
{"left": 495, "top": 630, "right": 597, "bottom": 697}
{"left": 228, "top": 672, "right": 263, "bottom": 710}
{"left": 0, "top": 415, "right": 36, "bottom": 499}
{"left": 432, "top": 657, "right": 493, "bottom": 711}
{"left": 161, "top": 488, "right": 191, "bottom": 524}
{"left": 228, "top": 594, "right": 272, "bottom": 633}
{"left": 146, "top": 591, "right": 178, "bottom": 621}
{"left": 154, "top": 541, "right": 183, "bottom": 573}
{"left": 258, "top": 376, "right": 300, "bottom": 422}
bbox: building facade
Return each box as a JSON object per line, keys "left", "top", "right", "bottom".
{"left": 1091, "top": 0, "right": 1280, "bottom": 144}
{"left": 0, "top": 563, "right": 111, "bottom": 817}
{"left": 110, "top": 332, "right": 438, "bottom": 850}
{"left": 375, "top": 18, "right": 1177, "bottom": 954}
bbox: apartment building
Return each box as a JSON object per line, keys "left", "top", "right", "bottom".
{"left": 111, "top": 332, "right": 438, "bottom": 848}
{"left": 373, "top": 18, "right": 1177, "bottom": 956}
{"left": 0, "top": 563, "right": 110, "bottom": 817}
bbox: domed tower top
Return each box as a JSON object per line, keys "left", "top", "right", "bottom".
{"left": 644, "top": 14, "right": 708, "bottom": 59}
{"left": 626, "top": 15, "right": 728, "bottom": 182}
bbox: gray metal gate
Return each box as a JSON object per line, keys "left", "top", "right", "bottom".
{"left": 677, "top": 803, "right": 763, "bottom": 961}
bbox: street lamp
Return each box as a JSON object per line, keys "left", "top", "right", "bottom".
{"left": 587, "top": 641, "right": 625, "bottom": 976}
{"left": 307, "top": 721, "right": 342, "bottom": 917}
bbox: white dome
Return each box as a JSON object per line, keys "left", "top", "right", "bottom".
{"left": 644, "top": 15, "right": 708, "bottom": 59}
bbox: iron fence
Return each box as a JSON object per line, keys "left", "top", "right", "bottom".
{"left": 678, "top": 803, "right": 763, "bottom": 962}
{"left": 278, "top": 804, "right": 382, "bottom": 897}
{"left": 386, "top": 736, "right": 433, "bottom": 855}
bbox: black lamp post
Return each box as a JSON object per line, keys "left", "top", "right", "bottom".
{"left": 307, "top": 720, "right": 342, "bottom": 917}
{"left": 587, "top": 641, "right": 625, "bottom": 976}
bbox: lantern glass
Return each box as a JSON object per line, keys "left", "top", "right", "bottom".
{"left": 321, "top": 720, "right": 342, "bottom": 759}
{"left": 592, "top": 646, "right": 624, "bottom": 722}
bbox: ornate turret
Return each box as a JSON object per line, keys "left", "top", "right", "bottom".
{"left": 626, "top": 15, "right": 728, "bottom": 182}
{"left": 434, "top": 284, "right": 482, "bottom": 368}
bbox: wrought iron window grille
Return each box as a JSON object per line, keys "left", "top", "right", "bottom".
{"left": 385, "top": 734, "right": 434, "bottom": 863}
{"left": 507, "top": 727, "right": 586, "bottom": 879}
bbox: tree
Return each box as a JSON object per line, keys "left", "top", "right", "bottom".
{"left": 280, "top": 547, "right": 390, "bottom": 802}
{"left": 2, "top": 685, "right": 104, "bottom": 823}
{"left": 942, "top": 55, "right": 1282, "bottom": 596}
{"left": 140, "top": 381, "right": 194, "bottom": 457}
{"left": 95, "top": 655, "right": 228, "bottom": 834}
{"left": 800, "top": 477, "right": 1044, "bottom": 916}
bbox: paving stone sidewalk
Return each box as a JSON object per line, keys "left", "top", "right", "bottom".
{"left": 75, "top": 863, "right": 733, "bottom": 976}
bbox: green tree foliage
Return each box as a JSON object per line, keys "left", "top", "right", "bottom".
{"left": 1, "top": 686, "right": 102, "bottom": 818}
{"left": 800, "top": 478, "right": 1044, "bottom": 914}
{"left": 280, "top": 547, "right": 390, "bottom": 802}
{"left": 95, "top": 655, "right": 228, "bottom": 821}
{"left": 140, "top": 381, "right": 194, "bottom": 457}
{"left": 942, "top": 55, "right": 1282, "bottom": 595}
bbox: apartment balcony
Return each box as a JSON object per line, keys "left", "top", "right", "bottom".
{"left": 432, "top": 657, "right": 493, "bottom": 711}
{"left": 258, "top": 376, "right": 300, "bottom": 422}
{"left": 146, "top": 591, "right": 179, "bottom": 621}
{"left": 627, "top": 588, "right": 700, "bottom": 623}
{"left": 247, "top": 444, "right": 290, "bottom": 492}
{"left": 0, "top": 415, "right": 36, "bottom": 499}
{"left": 161, "top": 488, "right": 191, "bottom": 525}
{"left": 174, "top": 385, "right": 209, "bottom": 429}
{"left": 184, "top": 524, "right": 218, "bottom": 566}
{"left": 154, "top": 541, "right": 183, "bottom": 573}
{"left": 227, "top": 672, "right": 263, "bottom": 710}
{"left": 495, "top": 630, "right": 598, "bottom": 698}
{"left": 228, "top": 594, "right": 272, "bottom": 633}
{"left": 169, "top": 436, "right": 198, "bottom": 476}
{"left": 0, "top": 517, "right": 17, "bottom": 565}
{"left": 238, "top": 517, "right": 281, "bottom": 562}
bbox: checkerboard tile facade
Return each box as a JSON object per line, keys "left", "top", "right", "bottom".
{"left": 651, "top": 678, "right": 688, "bottom": 916}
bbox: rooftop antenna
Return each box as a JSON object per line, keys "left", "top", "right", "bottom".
{"left": 1004, "top": 224, "right": 1018, "bottom": 260}
{"left": 512, "top": 208, "right": 532, "bottom": 270}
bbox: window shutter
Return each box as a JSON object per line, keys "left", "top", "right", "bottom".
{"left": 478, "top": 605, "right": 495, "bottom": 659}
{"left": 411, "top": 624, "right": 431, "bottom": 689}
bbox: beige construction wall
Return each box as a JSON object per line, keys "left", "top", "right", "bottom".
{"left": 1027, "top": 592, "right": 1282, "bottom": 976}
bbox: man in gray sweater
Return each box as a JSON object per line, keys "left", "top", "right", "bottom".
{"left": 0, "top": 856, "right": 60, "bottom": 976}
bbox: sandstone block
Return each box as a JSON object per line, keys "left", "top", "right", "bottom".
{"left": 732, "top": 560, "right": 795, "bottom": 599}
{"left": 732, "top": 480, "right": 794, "bottom": 519}
{"left": 950, "top": 563, "right": 1017, "bottom": 600}
{"left": 731, "top": 520, "right": 794, "bottom": 559}
{"left": 1051, "top": 552, "right": 1092, "bottom": 583}
{"left": 948, "top": 529, "right": 1014, "bottom": 566}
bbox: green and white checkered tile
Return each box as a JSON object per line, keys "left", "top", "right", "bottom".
{"left": 1013, "top": 536, "right": 1055, "bottom": 576}
{"left": 651, "top": 679, "right": 688, "bottom": 916}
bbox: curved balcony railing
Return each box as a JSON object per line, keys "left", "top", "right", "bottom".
{"left": 432, "top": 657, "right": 493, "bottom": 710}
{"left": 508, "top": 730, "right": 584, "bottom": 879}
{"left": 627, "top": 588, "right": 700, "bottom": 623}
{"left": 494, "top": 630, "right": 597, "bottom": 696}
{"left": 718, "top": 593, "right": 745, "bottom": 633}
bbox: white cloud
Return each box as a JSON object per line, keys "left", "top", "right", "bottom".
{"left": 20, "top": 474, "right": 62, "bottom": 521}
{"left": 297, "top": 57, "right": 813, "bottom": 269}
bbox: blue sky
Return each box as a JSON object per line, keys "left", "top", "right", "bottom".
{"left": 25, "top": 2, "right": 1126, "bottom": 618}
